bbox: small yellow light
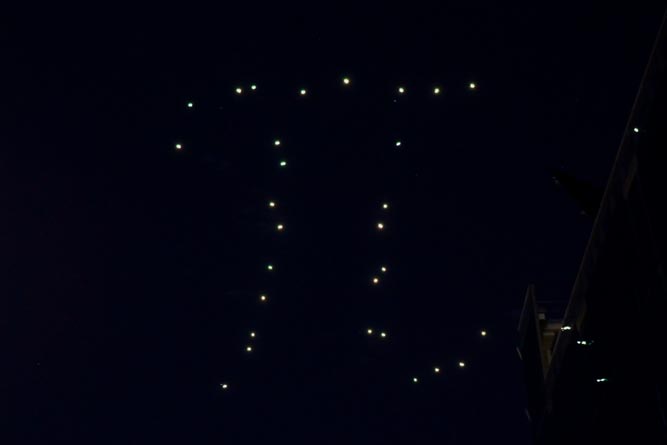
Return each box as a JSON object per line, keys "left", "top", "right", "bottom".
{"left": 380, "top": 332, "right": 387, "bottom": 338}
{"left": 343, "top": 77, "right": 351, "bottom": 85}
{"left": 377, "top": 222, "right": 384, "bottom": 230}
{"left": 235, "top": 87, "right": 243, "bottom": 94}
{"left": 469, "top": 82, "right": 476, "bottom": 90}
{"left": 300, "top": 89, "right": 307, "bottom": 96}
{"left": 481, "top": 330, "right": 487, "bottom": 337}
{"left": 269, "top": 201, "right": 276, "bottom": 208}
{"left": 412, "top": 377, "right": 418, "bottom": 383}
{"left": 458, "top": 361, "right": 466, "bottom": 368}
{"left": 175, "top": 143, "right": 183, "bottom": 150}
{"left": 367, "top": 328, "right": 373, "bottom": 335}
{"left": 395, "top": 141, "right": 402, "bottom": 147}
{"left": 372, "top": 277, "right": 380, "bottom": 284}
{"left": 380, "top": 266, "right": 387, "bottom": 273}
{"left": 382, "top": 203, "right": 389, "bottom": 209}
{"left": 220, "top": 383, "right": 228, "bottom": 389}
{"left": 274, "top": 139, "right": 281, "bottom": 147}
{"left": 434, "top": 367, "right": 440, "bottom": 373}
{"left": 246, "top": 345, "right": 253, "bottom": 352}
{"left": 250, "top": 331, "right": 256, "bottom": 338}
{"left": 277, "top": 224, "right": 284, "bottom": 231}
{"left": 433, "top": 87, "right": 441, "bottom": 95}
{"left": 398, "top": 87, "right": 405, "bottom": 94}
{"left": 260, "top": 294, "right": 268, "bottom": 302}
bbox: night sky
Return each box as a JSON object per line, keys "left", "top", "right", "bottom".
{"left": 6, "top": 4, "right": 665, "bottom": 444}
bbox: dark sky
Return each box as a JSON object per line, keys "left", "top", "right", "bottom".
{"left": 5, "top": 4, "right": 665, "bottom": 444}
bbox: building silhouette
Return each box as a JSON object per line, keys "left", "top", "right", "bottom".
{"left": 518, "top": 11, "right": 667, "bottom": 444}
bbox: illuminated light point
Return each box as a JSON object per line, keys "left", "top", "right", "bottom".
{"left": 220, "top": 383, "right": 228, "bottom": 390}
{"left": 469, "top": 82, "right": 477, "bottom": 90}
{"left": 458, "top": 361, "right": 466, "bottom": 368}
{"left": 260, "top": 294, "right": 268, "bottom": 302}
{"left": 235, "top": 87, "right": 243, "bottom": 94}
{"left": 382, "top": 203, "right": 389, "bottom": 209}
{"left": 596, "top": 378, "right": 608, "bottom": 383}
{"left": 250, "top": 331, "right": 256, "bottom": 338}
{"left": 366, "top": 328, "right": 373, "bottom": 335}
{"left": 398, "top": 87, "right": 405, "bottom": 94}
{"left": 633, "top": 127, "right": 639, "bottom": 133}
{"left": 561, "top": 325, "right": 572, "bottom": 331}
{"left": 279, "top": 160, "right": 287, "bottom": 167}
{"left": 412, "top": 377, "right": 419, "bottom": 383}
{"left": 372, "top": 277, "right": 380, "bottom": 285}
{"left": 187, "top": 102, "right": 194, "bottom": 108}
{"left": 250, "top": 84, "right": 257, "bottom": 90}
{"left": 175, "top": 143, "right": 183, "bottom": 150}
{"left": 274, "top": 139, "right": 281, "bottom": 147}
{"left": 266, "top": 264, "right": 274, "bottom": 271}
{"left": 269, "top": 201, "right": 276, "bottom": 208}
{"left": 433, "top": 87, "right": 441, "bottom": 95}
{"left": 380, "top": 266, "right": 387, "bottom": 273}
{"left": 434, "top": 367, "right": 441, "bottom": 374}
{"left": 246, "top": 345, "right": 253, "bottom": 352}
{"left": 481, "top": 330, "right": 487, "bottom": 337}
{"left": 276, "top": 224, "right": 285, "bottom": 231}
{"left": 377, "top": 222, "right": 385, "bottom": 230}
{"left": 342, "top": 77, "right": 351, "bottom": 85}
{"left": 299, "top": 89, "right": 307, "bottom": 96}
{"left": 395, "top": 141, "right": 402, "bottom": 147}
{"left": 380, "top": 332, "right": 387, "bottom": 338}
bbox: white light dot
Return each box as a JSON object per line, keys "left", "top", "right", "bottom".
{"left": 382, "top": 203, "right": 389, "bottom": 209}
{"left": 395, "top": 141, "right": 402, "bottom": 147}
{"left": 433, "top": 87, "right": 441, "bottom": 95}
{"left": 220, "top": 383, "right": 228, "bottom": 390}
{"left": 377, "top": 222, "right": 385, "bottom": 230}
{"left": 277, "top": 224, "right": 284, "bottom": 231}
{"left": 251, "top": 85, "right": 257, "bottom": 90}
{"left": 274, "top": 139, "right": 281, "bottom": 147}
{"left": 279, "top": 160, "right": 287, "bottom": 167}
{"left": 481, "top": 330, "right": 487, "bottom": 337}
{"left": 246, "top": 345, "right": 253, "bottom": 352}
{"left": 412, "top": 377, "right": 419, "bottom": 383}
{"left": 367, "top": 328, "right": 373, "bottom": 335}
{"left": 380, "top": 266, "right": 387, "bottom": 273}
{"left": 175, "top": 143, "right": 183, "bottom": 150}
{"left": 434, "top": 367, "right": 440, "bottom": 373}
{"left": 469, "top": 82, "right": 476, "bottom": 90}
{"left": 380, "top": 332, "right": 387, "bottom": 338}
{"left": 561, "top": 325, "right": 572, "bottom": 331}
{"left": 235, "top": 87, "right": 243, "bottom": 94}
{"left": 250, "top": 331, "right": 256, "bottom": 338}
{"left": 187, "top": 102, "right": 194, "bottom": 108}
{"left": 633, "top": 127, "right": 639, "bottom": 133}
{"left": 269, "top": 201, "right": 276, "bottom": 208}
{"left": 372, "top": 277, "right": 380, "bottom": 285}
{"left": 300, "top": 89, "right": 307, "bottom": 96}
{"left": 260, "top": 294, "right": 268, "bottom": 302}
{"left": 458, "top": 361, "right": 466, "bottom": 368}
{"left": 398, "top": 87, "right": 405, "bottom": 94}
{"left": 343, "top": 77, "right": 351, "bottom": 85}
{"left": 267, "top": 264, "right": 274, "bottom": 271}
